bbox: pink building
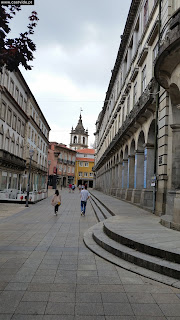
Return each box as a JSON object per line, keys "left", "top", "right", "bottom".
{"left": 48, "top": 142, "right": 76, "bottom": 189}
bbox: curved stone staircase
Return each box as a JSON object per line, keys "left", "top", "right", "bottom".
{"left": 84, "top": 192, "right": 180, "bottom": 288}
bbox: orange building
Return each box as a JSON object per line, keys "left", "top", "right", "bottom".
{"left": 75, "top": 148, "right": 95, "bottom": 188}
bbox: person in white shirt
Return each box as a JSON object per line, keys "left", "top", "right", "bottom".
{"left": 80, "top": 185, "right": 90, "bottom": 216}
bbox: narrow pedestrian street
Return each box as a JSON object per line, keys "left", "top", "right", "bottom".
{"left": 0, "top": 189, "right": 180, "bottom": 319}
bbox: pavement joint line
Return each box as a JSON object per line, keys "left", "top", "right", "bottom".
{"left": 0, "top": 188, "right": 179, "bottom": 317}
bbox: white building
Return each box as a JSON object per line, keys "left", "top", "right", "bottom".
{"left": 0, "top": 68, "right": 50, "bottom": 200}
{"left": 94, "top": 0, "right": 180, "bottom": 230}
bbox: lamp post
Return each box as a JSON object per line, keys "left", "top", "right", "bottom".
{"left": 25, "top": 149, "right": 34, "bottom": 207}
{"left": 54, "top": 165, "right": 57, "bottom": 190}
{"left": 47, "top": 160, "right": 51, "bottom": 196}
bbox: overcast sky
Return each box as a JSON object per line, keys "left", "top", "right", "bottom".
{"left": 10, "top": 0, "right": 131, "bottom": 147}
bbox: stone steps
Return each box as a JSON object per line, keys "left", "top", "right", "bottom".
{"left": 89, "top": 193, "right": 114, "bottom": 222}
{"left": 103, "top": 219, "right": 180, "bottom": 264}
{"left": 92, "top": 222, "right": 180, "bottom": 280}
{"left": 83, "top": 224, "right": 180, "bottom": 288}
{"left": 85, "top": 192, "right": 180, "bottom": 286}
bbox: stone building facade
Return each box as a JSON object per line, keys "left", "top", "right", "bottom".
{"left": 154, "top": 0, "right": 180, "bottom": 230}
{"left": 70, "top": 114, "right": 89, "bottom": 150}
{"left": 0, "top": 67, "right": 50, "bottom": 198}
{"left": 94, "top": 0, "right": 180, "bottom": 230}
{"left": 48, "top": 142, "right": 76, "bottom": 188}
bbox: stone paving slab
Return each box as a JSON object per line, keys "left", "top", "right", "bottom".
{"left": 0, "top": 188, "right": 179, "bottom": 319}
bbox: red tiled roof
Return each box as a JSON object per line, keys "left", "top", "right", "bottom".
{"left": 49, "top": 142, "right": 76, "bottom": 152}
{"left": 76, "top": 148, "right": 95, "bottom": 154}
{"left": 76, "top": 158, "right": 94, "bottom": 162}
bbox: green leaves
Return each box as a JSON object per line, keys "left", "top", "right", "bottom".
{"left": 0, "top": 5, "right": 39, "bottom": 72}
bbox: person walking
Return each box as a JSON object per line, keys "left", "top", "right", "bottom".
{"left": 72, "top": 184, "right": 75, "bottom": 193}
{"left": 69, "top": 183, "right": 72, "bottom": 193}
{"left": 80, "top": 185, "right": 90, "bottom": 216}
{"left": 51, "top": 189, "right": 61, "bottom": 215}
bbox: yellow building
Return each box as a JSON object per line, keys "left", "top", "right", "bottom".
{"left": 75, "top": 148, "right": 95, "bottom": 188}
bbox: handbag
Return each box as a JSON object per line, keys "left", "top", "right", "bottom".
{"left": 57, "top": 201, "right": 61, "bottom": 206}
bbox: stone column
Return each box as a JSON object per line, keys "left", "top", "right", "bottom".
{"left": 125, "top": 155, "right": 135, "bottom": 201}
{"left": 134, "top": 151, "right": 144, "bottom": 188}
{"left": 171, "top": 125, "right": 180, "bottom": 228}
{"left": 171, "top": 125, "right": 180, "bottom": 189}
{"left": 128, "top": 155, "right": 135, "bottom": 188}
{"left": 140, "top": 145, "right": 154, "bottom": 208}
{"left": 116, "top": 161, "right": 122, "bottom": 198}
{"left": 131, "top": 151, "right": 144, "bottom": 203}
{"left": 122, "top": 159, "right": 128, "bottom": 199}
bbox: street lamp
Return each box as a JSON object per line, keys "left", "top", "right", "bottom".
{"left": 25, "top": 149, "right": 34, "bottom": 207}
{"left": 47, "top": 160, "right": 51, "bottom": 196}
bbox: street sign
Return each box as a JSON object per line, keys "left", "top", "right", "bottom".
{"left": 151, "top": 175, "right": 156, "bottom": 187}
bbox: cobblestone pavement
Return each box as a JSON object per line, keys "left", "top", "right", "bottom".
{"left": 0, "top": 188, "right": 180, "bottom": 319}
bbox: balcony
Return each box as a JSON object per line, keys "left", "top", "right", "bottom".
{"left": 0, "top": 149, "right": 26, "bottom": 170}
{"left": 94, "top": 78, "right": 156, "bottom": 171}
{"left": 155, "top": 8, "right": 180, "bottom": 90}
{"left": 137, "top": 47, "right": 148, "bottom": 67}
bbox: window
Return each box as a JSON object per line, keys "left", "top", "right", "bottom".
{"left": 90, "top": 173, "right": 94, "bottom": 177}
{"left": 79, "top": 172, "right": 82, "bottom": 177}
{"left": 11, "top": 136, "right": 15, "bottom": 154}
{"left": 68, "top": 166, "right": 71, "bottom": 173}
{"left": 28, "top": 126, "right": 31, "bottom": 139}
{"left": 1, "top": 172, "right": 7, "bottom": 190}
{"left": 10, "top": 79, "right": 14, "bottom": 96}
{"left": 122, "top": 106, "right": 125, "bottom": 123}
{"left": 34, "top": 133, "right": 37, "bottom": 144}
{"left": 5, "top": 135, "right": 10, "bottom": 152}
{"left": 38, "top": 136, "right": 40, "bottom": 148}
{"left": 7, "top": 108, "right": 12, "bottom": 126}
{"left": 15, "top": 87, "right": 19, "bottom": 102}
{"left": 4, "top": 72, "right": 9, "bottom": 88}
{"left": 142, "top": 65, "right": 146, "bottom": 92}
{"left": 127, "top": 95, "right": 130, "bottom": 116}
{"left": 153, "top": 42, "right": 158, "bottom": 63}
{"left": 84, "top": 162, "right": 89, "bottom": 167}
{"left": 83, "top": 154, "right": 87, "bottom": 157}
{"left": 133, "top": 82, "right": 137, "bottom": 104}
{"left": 12, "top": 113, "right": 17, "bottom": 130}
{"left": 17, "top": 118, "right": 21, "bottom": 134}
{"left": 79, "top": 161, "right": 83, "bottom": 167}
{"left": 84, "top": 172, "right": 88, "bottom": 177}
{"left": 72, "top": 167, "right": 74, "bottom": 173}
{"left": 16, "top": 139, "right": 19, "bottom": 156}
{"left": 0, "top": 101, "right": 6, "bottom": 121}
{"left": 24, "top": 99, "right": 27, "bottom": 112}
{"left": 144, "top": 0, "right": 149, "bottom": 28}
{"left": 116, "top": 80, "right": 119, "bottom": 98}
{"left": 19, "top": 93, "right": 23, "bottom": 108}
{"left": 64, "top": 166, "right": 66, "bottom": 173}
{"left": 31, "top": 130, "right": 34, "bottom": 141}
{"left": 21, "top": 122, "right": 25, "bottom": 137}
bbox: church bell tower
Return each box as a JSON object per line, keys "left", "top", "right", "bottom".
{"left": 70, "top": 114, "right": 88, "bottom": 150}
